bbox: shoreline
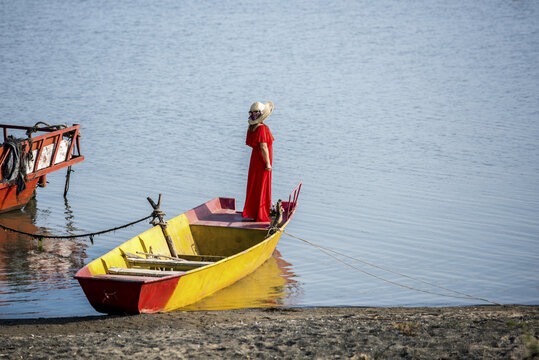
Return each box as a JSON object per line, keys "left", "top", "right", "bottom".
{"left": 1, "top": 305, "right": 537, "bottom": 359}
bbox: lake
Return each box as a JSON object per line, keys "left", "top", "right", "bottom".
{"left": 1, "top": 0, "right": 538, "bottom": 318}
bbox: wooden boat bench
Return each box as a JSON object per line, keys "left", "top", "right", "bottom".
{"left": 124, "top": 256, "right": 213, "bottom": 270}
{"left": 127, "top": 251, "right": 225, "bottom": 262}
{"left": 107, "top": 267, "right": 185, "bottom": 277}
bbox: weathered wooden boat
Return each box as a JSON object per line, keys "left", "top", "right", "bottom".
{"left": 0, "top": 123, "right": 84, "bottom": 213}
{"left": 75, "top": 183, "right": 301, "bottom": 314}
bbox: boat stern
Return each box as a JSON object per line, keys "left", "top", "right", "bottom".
{"left": 75, "top": 267, "right": 180, "bottom": 314}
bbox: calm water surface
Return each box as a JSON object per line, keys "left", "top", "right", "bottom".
{"left": 0, "top": 0, "right": 538, "bottom": 318}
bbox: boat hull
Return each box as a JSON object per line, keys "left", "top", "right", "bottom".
{"left": 75, "top": 192, "right": 300, "bottom": 314}
{"left": 77, "top": 232, "right": 281, "bottom": 314}
{"left": 0, "top": 178, "right": 39, "bottom": 213}
{"left": 76, "top": 268, "right": 181, "bottom": 314}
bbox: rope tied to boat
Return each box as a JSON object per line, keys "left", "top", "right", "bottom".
{"left": 267, "top": 200, "right": 285, "bottom": 236}
{"left": 147, "top": 194, "right": 178, "bottom": 257}
{"left": 282, "top": 230, "right": 502, "bottom": 306}
{"left": 25, "top": 122, "right": 68, "bottom": 137}
{"left": 1, "top": 137, "right": 28, "bottom": 195}
{"left": 150, "top": 208, "right": 167, "bottom": 227}
{"left": 24, "top": 122, "right": 69, "bottom": 158}
{"left": 0, "top": 196, "right": 169, "bottom": 246}
{"left": 0, "top": 213, "right": 153, "bottom": 241}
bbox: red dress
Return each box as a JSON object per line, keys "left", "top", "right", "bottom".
{"left": 242, "top": 124, "right": 274, "bottom": 222}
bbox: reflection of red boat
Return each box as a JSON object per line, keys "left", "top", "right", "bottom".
{"left": 0, "top": 123, "right": 84, "bottom": 213}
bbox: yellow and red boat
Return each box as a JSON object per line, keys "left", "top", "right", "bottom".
{"left": 75, "top": 183, "right": 301, "bottom": 314}
{"left": 0, "top": 123, "right": 84, "bottom": 213}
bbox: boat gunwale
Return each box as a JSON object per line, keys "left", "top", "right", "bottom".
{"left": 0, "top": 123, "right": 81, "bottom": 144}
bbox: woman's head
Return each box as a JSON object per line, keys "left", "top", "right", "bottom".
{"left": 248, "top": 101, "right": 274, "bottom": 125}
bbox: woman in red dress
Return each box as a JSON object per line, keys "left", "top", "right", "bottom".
{"left": 242, "top": 101, "right": 274, "bottom": 222}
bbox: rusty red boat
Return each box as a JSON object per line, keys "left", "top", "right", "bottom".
{"left": 0, "top": 123, "right": 84, "bottom": 213}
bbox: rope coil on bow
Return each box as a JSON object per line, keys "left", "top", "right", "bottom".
{"left": 147, "top": 194, "right": 178, "bottom": 257}
{"left": 1, "top": 137, "right": 27, "bottom": 195}
{"left": 25, "top": 122, "right": 68, "bottom": 137}
{"left": 150, "top": 208, "right": 167, "bottom": 227}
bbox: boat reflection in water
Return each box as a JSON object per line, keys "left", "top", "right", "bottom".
{"left": 178, "top": 249, "right": 300, "bottom": 311}
{"left": 0, "top": 197, "right": 88, "bottom": 317}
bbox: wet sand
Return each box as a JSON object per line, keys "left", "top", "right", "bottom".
{"left": 0, "top": 305, "right": 537, "bottom": 359}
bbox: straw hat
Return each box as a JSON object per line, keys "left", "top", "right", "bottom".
{"left": 248, "top": 101, "right": 274, "bottom": 125}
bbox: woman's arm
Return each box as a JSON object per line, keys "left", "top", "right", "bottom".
{"left": 260, "top": 142, "right": 272, "bottom": 171}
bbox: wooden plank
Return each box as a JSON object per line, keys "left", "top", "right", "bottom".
{"left": 136, "top": 251, "right": 225, "bottom": 262}
{"left": 125, "top": 257, "right": 212, "bottom": 270}
{"left": 177, "top": 254, "right": 225, "bottom": 262}
{"left": 136, "top": 251, "right": 179, "bottom": 260}
{"left": 93, "top": 274, "right": 155, "bottom": 282}
{"left": 147, "top": 195, "right": 178, "bottom": 258}
{"left": 121, "top": 251, "right": 143, "bottom": 259}
{"left": 107, "top": 267, "right": 185, "bottom": 277}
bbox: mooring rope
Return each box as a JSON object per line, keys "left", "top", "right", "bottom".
{"left": 25, "top": 122, "right": 68, "bottom": 137}
{"left": 281, "top": 230, "right": 501, "bottom": 305}
{"left": 0, "top": 213, "right": 153, "bottom": 241}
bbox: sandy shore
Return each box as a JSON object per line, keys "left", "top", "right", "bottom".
{"left": 0, "top": 305, "right": 537, "bottom": 359}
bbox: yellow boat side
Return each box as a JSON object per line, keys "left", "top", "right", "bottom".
{"left": 180, "top": 250, "right": 292, "bottom": 311}
{"left": 80, "top": 211, "right": 290, "bottom": 312}
{"left": 161, "top": 227, "right": 283, "bottom": 311}
{"left": 85, "top": 213, "right": 198, "bottom": 276}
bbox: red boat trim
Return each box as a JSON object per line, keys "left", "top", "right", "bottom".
{"left": 75, "top": 269, "right": 182, "bottom": 314}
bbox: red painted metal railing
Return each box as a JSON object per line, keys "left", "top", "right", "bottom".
{"left": 0, "top": 123, "right": 84, "bottom": 212}
{"left": 0, "top": 123, "right": 83, "bottom": 183}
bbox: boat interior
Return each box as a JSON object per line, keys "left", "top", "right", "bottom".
{"left": 81, "top": 196, "right": 297, "bottom": 280}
